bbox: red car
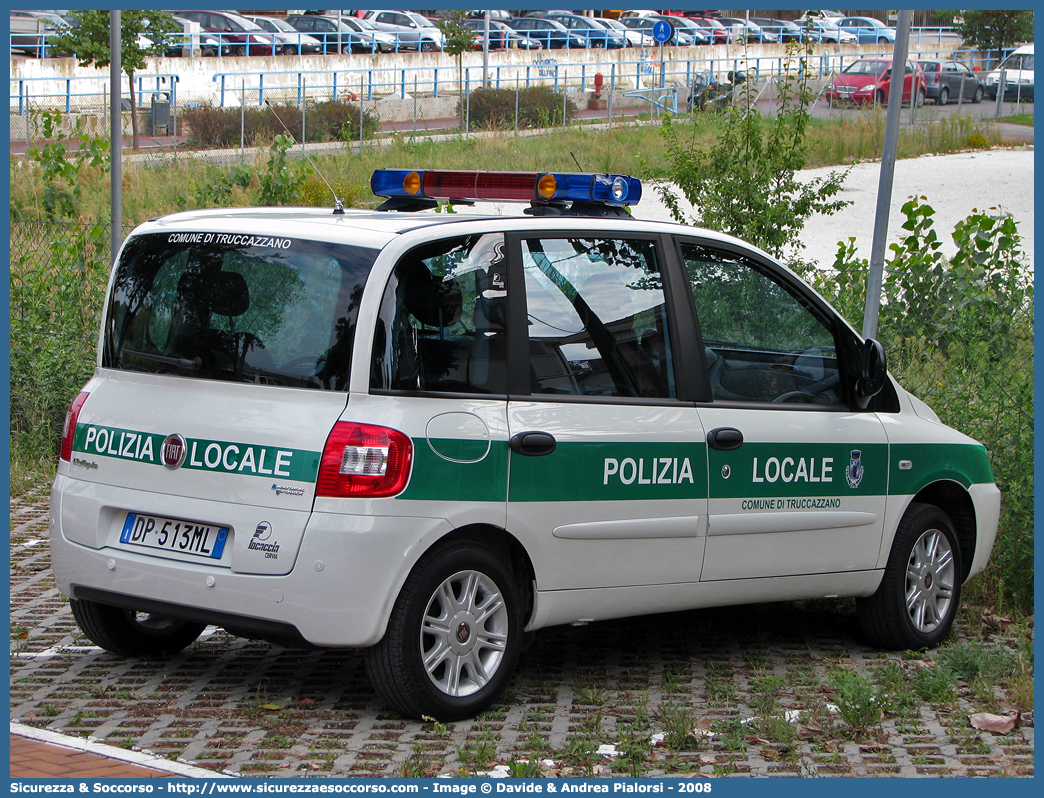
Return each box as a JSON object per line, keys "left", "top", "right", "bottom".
{"left": 687, "top": 17, "right": 730, "bottom": 44}
{"left": 826, "top": 57, "right": 927, "bottom": 107}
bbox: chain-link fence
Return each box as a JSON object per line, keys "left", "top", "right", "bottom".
{"left": 10, "top": 46, "right": 1032, "bottom": 160}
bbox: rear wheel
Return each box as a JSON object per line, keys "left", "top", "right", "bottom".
{"left": 365, "top": 540, "right": 523, "bottom": 721}
{"left": 937, "top": 86, "right": 949, "bottom": 105}
{"left": 420, "top": 40, "right": 436, "bottom": 52}
{"left": 857, "top": 503, "right": 962, "bottom": 650}
{"left": 281, "top": 44, "right": 297, "bottom": 56}
{"left": 915, "top": 88, "right": 925, "bottom": 107}
{"left": 70, "top": 599, "right": 205, "bottom": 656}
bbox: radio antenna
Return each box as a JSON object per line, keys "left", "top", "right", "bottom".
{"left": 570, "top": 151, "right": 584, "bottom": 172}
{"left": 265, "top": 100, "right": 344, "bottom": 214}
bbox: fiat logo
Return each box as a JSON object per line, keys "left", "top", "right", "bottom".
{"left": 161, "top": 434, "right": 187, "bottom": 470}
{"left": 456, "top": 623, "right": 471, "bottom": 644}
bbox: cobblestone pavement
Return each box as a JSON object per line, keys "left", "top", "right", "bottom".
{"left": 11, "top": 495, "right": 1033, "bottom": 779}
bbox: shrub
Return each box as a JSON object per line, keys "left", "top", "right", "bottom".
{"left": 466, "top": 86, "right": 576, "bottom": 131}
{"left": 180, "top": 101, "right": 380, "bottom": 148}
{"left": 795, "top": 198, "right": 1033, "bottom": 613}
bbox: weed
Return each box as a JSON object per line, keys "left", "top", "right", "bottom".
{"left": 42, "top": 703, "right": 61, "bottom": 717}
{"left": 749, "top": 673, "right": 786, "bottom": 716}
{"left": 830, "top": 669, "right": 887, "bottom": 735}
{"left": 506, "top": 758, "right": 544, "bottom": 777}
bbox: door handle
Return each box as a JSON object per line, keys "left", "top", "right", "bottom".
{"left": 509, "top": 431, "right": 557, "bottom": 457}
{"left": 707, "top": 427, "right": 743, "bottom": 451}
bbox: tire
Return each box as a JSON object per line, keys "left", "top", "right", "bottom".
{"left": 70, "top": 599, "right": 205, "bottom": 657}
{"left": 878, "top": 37, "right": 889, "bottom": 44}
{"left": 281, "top": 45, "right": 296, "bottom": 56}
{"left": 231, "top": 45, "right": 246, "bottom": 57}
{"left": 341, "top": 44, "right": 352, "bottom": 55}
{"left": 915, "top": 88, "right": 925, "bottom": 108}
{"left": 972, "top": 85, "right": 984, "bottom": 104}
{"left": 874, "top": 90, "right": 886, "bottom": 106}
{"left": 420, "top": 40, "right": 436, "bottom": 52}
{"left": 365, "top": 540, "right": 523, "bottom": 721}
{"left": 936, "top": 87, "right": 949, "bottom": 106}
{"left": 857, "top": 503, "right": 962, "bottom": 650}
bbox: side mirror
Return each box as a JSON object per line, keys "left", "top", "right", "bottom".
{"left": 855, "top": 338, "right": 887, "bottom": 409}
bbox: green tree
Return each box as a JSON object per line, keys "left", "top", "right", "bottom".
{"left": 437, "top": 10, "right": 477, "bottom": 131}
{"left": 50, "top": 10, "right": 181, "bottom": 150}
{"left": 657, "top": 44, "right": 850, "bottom": 260}
{"left": 954, "top": 10, "right": 1033, "bottom": 55}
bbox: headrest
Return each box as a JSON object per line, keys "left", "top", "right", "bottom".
{"left": 398, "top": 261, "right": 462, "bottom": 328}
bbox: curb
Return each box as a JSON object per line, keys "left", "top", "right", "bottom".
{"left": 10, "top": 722, "right": 236, "bottom": 779}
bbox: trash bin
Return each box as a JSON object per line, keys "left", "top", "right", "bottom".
{"left": 151, "top": 94, "right": 170, "bottom": 136}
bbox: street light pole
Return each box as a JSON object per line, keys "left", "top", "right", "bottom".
{"left": 862, "top": 8, "right": 913, "bottom": 340}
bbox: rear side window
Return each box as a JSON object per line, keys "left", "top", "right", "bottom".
{"left": 103, "top": 233, "right": 377, "bottom": 391}
{"left": 370, "top": 234, "right": 508, "bottom": 395}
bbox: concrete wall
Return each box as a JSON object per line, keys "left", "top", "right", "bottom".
{"left": 11, "top": 40, "right": 967, "bottom": 113}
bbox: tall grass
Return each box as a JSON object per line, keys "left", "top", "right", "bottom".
{"left": 9, "top": 111, "right": 1007, "bottom": 227}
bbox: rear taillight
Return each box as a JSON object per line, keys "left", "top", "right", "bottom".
{"left": 316, "top": 422, "right": 413, "bottom": 498}
{"left": 60, "top": 391, "right": 90, "bottom": 462}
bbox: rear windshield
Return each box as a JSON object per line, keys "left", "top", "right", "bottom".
{"left": 103, "top": 233, "right": 377, "bottom": 391}
{"left": 843, "top": 60, "right": 888, "bottom": 76}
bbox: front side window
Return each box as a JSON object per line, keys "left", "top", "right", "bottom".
{"left": 104, "top": 234, "right": 376, "bottom": 391}
{"left": 522, "top": 237, "right": 675, "bottom": 399}
{"left": 371, "top": 234, "right": 508, "bottom": 395}
{"left": 680, "top": 244, "right": 841, "bottom": 406}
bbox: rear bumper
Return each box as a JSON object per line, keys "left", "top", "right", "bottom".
{"left": 50, "top": 474, "right": 450, "bottom": 648}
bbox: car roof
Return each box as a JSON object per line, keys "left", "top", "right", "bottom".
{"left": 128, "top": 206, "right": 763, "bottom": 260}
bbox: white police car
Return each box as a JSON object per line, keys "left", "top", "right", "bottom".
{"left": 51, "top": 169, "right": 1000, "bottom": 720}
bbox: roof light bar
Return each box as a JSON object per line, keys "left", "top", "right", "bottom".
{"left": 371, "top": 169, "right": 642, "bottom": 207}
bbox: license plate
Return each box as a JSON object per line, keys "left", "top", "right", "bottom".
{"left": 120, "top": 513, "right": 229, "bottom": 560}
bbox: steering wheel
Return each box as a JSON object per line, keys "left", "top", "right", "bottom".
{"left": 772, "top": 390, "right": 819, "bottom": 404}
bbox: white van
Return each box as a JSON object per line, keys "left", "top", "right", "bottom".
{"left": 50, "top": 168, "right": 1001, "bottom": 721}
{"left": 985, "top": 42, "right": 1034, "bottom": 101}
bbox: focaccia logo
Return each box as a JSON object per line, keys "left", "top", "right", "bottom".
{"left": 248, "top": 521, "right": 280, "bottom": 559}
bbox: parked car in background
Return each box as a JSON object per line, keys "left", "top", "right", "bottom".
{"left": 166, "top": 15, "right": 221, "bottom": 57}
{"left": 750, "top": 18, "right": 804, "bottom": 43}
{"left": 984, "top": 43, "right": 1034, "bottom": 101}
{"left": 362, "top": 10, "right": 444, "bottom": 52}
{"left": 541, "top": 12, "right": 629, "bottom": 48}
{"left": 919, "top": 59, "right": 985, "bottom": 104}
{"left": 244, "top": 15, "right": 322, "bottom": 55}
{"left": 594, "top": 17, "right": 648, "bottom": 47}
{"left": 10, "top": 10, "right": 68, "bottom": 57}
{"left": 825, "top": 57, "right": 926, "bottom": 106}
{"left": 286, "top": 15, "right": 395, "bottom": 54}
{"left": 507, "top": 16, "right": 584, "bottom": 49}
{"left": 687, "top": 17, "right": 730, "bottom": 45}
{"left": 716, "top": 17, "right": 780, "bottom": 44}
{"left": 803, "top": 18, "right": 857, "bottom": 44}
{"left": 172, "top": 10, "right": 275, "bottom": 56}
{"left": 462, "top": 19, "right": 542, "bottom": 50}
{"left": 837, "top": 17, "right": 897, "bottom": 45}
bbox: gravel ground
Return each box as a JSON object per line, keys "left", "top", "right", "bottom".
{"left": 11, "top": 493, "right": 1034, "bottom": 779}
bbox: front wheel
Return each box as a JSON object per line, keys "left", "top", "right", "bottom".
{"left": 420, "top": 40, "right": 436, "bottom": 52}
{"left": 365, "top": 541, "right": 523, "bottom": 720}
{"left": 70, "top": 598, "right": 205, "bottom": 656}
{"left": 972, "top": 85, "right": 984, "bottom": 104}
{"left": 874, "top": 89, "right": 886, "bottom": 106}
{"left": 915, "top": 88, "right": 926, "bottom": 108}
{"left": 857, "top": 503, "right": 962, "bottom": 650}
